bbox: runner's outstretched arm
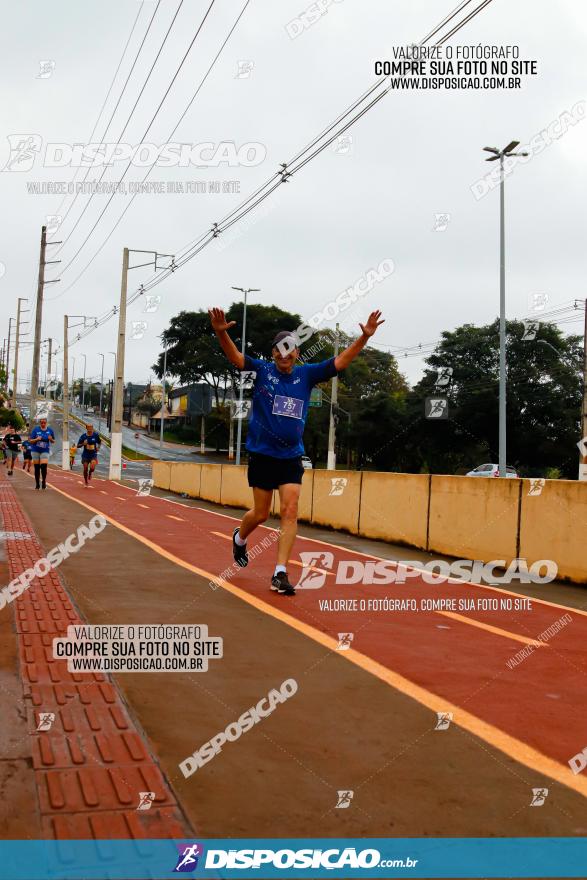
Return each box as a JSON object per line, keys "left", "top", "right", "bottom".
{"left": 209, "top": 307, "right": 245, "bottom": 370}
{"left": 334, "top": 310, "right": 385, "bottom": 371}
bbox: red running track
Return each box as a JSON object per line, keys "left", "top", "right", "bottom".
{"left": 43, "top": 469, "right": 587, "bottom": 791}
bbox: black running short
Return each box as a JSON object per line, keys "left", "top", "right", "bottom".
{"left": 247, "top": 452, "right": 304, "bottom": 491}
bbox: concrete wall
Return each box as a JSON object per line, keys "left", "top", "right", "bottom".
{"left": 359, "top": 472, "right": 429, "bottom": 550}
{"left": 311, "top": 471, "right": 362, "bottom": 534}
{"left": 169, "top": 463, "right": 201, "bottom": 498}
{"left": 151, "top": 461, "right": 171, "bottom": 491}
{"left": 519, "top": 479, "right": 587, "bottom": 583}
{"left": 428, "top": 475, "right": 520, "bottom": 563}
{"left": 151, "top": 463, "right": 586, "bottom": 584}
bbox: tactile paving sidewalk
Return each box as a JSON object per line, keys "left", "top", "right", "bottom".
{"left": 0, "top": 475, "right": 192, "bottom": 840}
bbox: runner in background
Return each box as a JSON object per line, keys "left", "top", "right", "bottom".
{"left": 3, "top": 424, "right": 22, "bottom": 476}
{"left": 77, "top": 423, "right": 101, "bottom": 486}
{"left": 21, "top": 435, "right": 33, "bottom": 473}
{"left": 29, "top": 416, "right": 56, "bottom": 489}
{"left": 70, "top": 442, "right": 77, "bottom": 470}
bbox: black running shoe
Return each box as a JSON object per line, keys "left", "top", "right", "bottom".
{"left": 232, "top": 528, "right": 248, "bottom": 568}
{"left": 270, "top": 571, "right": 296, "bottom": 596}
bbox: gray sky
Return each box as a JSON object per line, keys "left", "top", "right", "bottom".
{"left": 1, "top": 0, "right": 586, "bottom": 390}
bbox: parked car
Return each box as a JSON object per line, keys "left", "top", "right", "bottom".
{"left": 85, "top": 406, "right": 95, "bottom": 413}
{"left": 301, "top": 455, "right": 313, "bottom": 470}
{"left": 466, "top": 463, "right": 519, "bottom": 478}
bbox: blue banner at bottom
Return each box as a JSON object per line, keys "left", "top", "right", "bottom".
{"left": 0, "top": 838, "right": 585, "bottom": 879}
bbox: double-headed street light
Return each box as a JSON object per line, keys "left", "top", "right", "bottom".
{"left": 482, "top": 140, "right": 528, "bottom": 477}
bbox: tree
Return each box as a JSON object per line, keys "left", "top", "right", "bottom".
{"left": 152, "top": 304, "right": 303, "bottom": 407}
{"left": 408, "top": 320, "right": 582, "bottom": 477}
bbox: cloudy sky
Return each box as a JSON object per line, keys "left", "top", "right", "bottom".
{"left": 1, "top": 0, "right": 586, "bottom": 390}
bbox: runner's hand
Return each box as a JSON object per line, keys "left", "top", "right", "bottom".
{"left": 359, "top": 310, "right": 385, "bottom": 338}
{"left": 208, "top": 308, "right": 236, "bottom": 333}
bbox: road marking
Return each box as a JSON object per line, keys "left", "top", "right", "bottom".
{"left": 166, "top": 514, "right": 185, "bottom": 521}
{"left": 138, "top": 504, "right": 150, "bottom": 509}
{"left": 211, "top": 530, "right": 336, "bottom": 577}
{"left": 436, "top": 611, "right": 548, "bottom": 648}
{"left": 115, "top": 496, "right": 126, "bottom": 501}
{"left": 40, "top": 476, "right": 587, "bottom": 800}
{"left": 194, "top": 508, "right": 587, "bottom": 619}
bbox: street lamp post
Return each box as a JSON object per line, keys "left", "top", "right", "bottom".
{"left": 231, "top": 286, "right": 260, "bottom": 466}
{"left": 81, "top": 353, "right": 87, "bottom": 412}
{"left": 107, "top": 352, "right": 116, "bottom": 434}
{"left": 98, "top": 353, "right": 105, "bottom": 433}
{"left": 482, "top": 141, "right": 528, "bottom": 477}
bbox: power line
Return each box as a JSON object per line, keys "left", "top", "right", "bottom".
{"left": 48, "top": 0, "right": 251, "bottom": 302}
{"left": 55, "top": 0, "right": 497, "bottom": 349}
{"left": 50, "top": 2, "right": 147, "bottom": 224}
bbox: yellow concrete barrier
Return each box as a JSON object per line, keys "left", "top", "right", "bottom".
{"left": 158, "top": 462, "right": 587, "bottom": 584}
{"left": 151, "top": 460, "right": 171, "bottom": 491}
{"left": 359, "top": 472, "right": 429, "bottom": 549}
{"left": 200, "top": 464, "right": 222, "bottom": 503}
{"left": 169, "top": 462, "right": 201, "bottom": 498}
{"left": 519, "top": 479, "right": 587, "bottom": 583}
{"left": 311, "top": 470, "right": 362, "bottom": 534}
{"left": 428, "top": 475, "right": 519, "bottom": 563}
{"left": 220, "top": 465, "right": 251, "bottom": 508}
{"left": 272, "top": 469, "right": 314, "bottom": 522}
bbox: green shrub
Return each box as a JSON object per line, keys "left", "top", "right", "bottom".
{"left": 0, "top": 409, "right": 25, "bottom": 430}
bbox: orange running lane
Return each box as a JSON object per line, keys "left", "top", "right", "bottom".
{"left": 45, "top": 470, "right": 587, "bottom": 781}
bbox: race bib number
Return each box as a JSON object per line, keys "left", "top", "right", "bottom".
{"left": 86, "top": 444, "right": 95, "bottom": 451}
{"left": 272, "top": 395, "right": 303, "bottom": 419}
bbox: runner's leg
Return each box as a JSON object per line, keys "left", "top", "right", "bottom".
{"left": 33, "top": 460, "right": 41, "bottom": 488}
{"left": 83, "top": 460, "right": 89, "bottom": 484}
{"left": 276, "top": 483, "right": 300, "bottom": 567}
{"left": 40, "top": 460, "right": 48, "bottom": 488}
{"left": 239, "top": 488, "right": 272, "bottom": 540}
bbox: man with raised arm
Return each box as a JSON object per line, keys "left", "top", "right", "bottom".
{"left": 209, "top": 307, "right": 384, "bottom": 596}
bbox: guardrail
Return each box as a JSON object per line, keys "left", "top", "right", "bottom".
{"left": 151, "top": 462, "right": 586, "bottom": 584}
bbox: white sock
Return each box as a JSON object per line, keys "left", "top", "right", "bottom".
{"left": 274, "top": 564, "right": 286, "bottom": 576}
{"left": 234, "top": 530, "right": 247, "bottom": 546}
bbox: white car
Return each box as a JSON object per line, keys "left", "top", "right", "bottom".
{"left": 466, "top": 463, "right": 519, "bottom": 478}
{"left": 301, "top": 455, "right": 313, "bottom": 470}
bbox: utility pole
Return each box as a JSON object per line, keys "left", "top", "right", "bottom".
{"left": 46, "top": 337, "right": 52, "bottom": 399}
{"left": 109, "top": 247, "right": 173, "bottom": 480}
{"left": 109, "top": 248, "right": 129, "bottom": 480}
{"left": 6, "top": 318, "right": 14, "bottom": 397}
{"left": 30, "top": 225, "right": 60, "bottom": 419}
{"left": 327, "top": 323, "right": 340, "bottom": 470}
{"left": 159, "top": 335, "right": 168, "bottom": 457}
{"left": 30, "top": 226, "right": 46, "bottom": 419}
{"left": 62, "top": 316, "right": 70, "bottom": 469}
{"left": 12, "top": 298, "right": 27, "bottom": 408}
{"left": 580, "top": 298, "right": 587, "bottom": 481}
